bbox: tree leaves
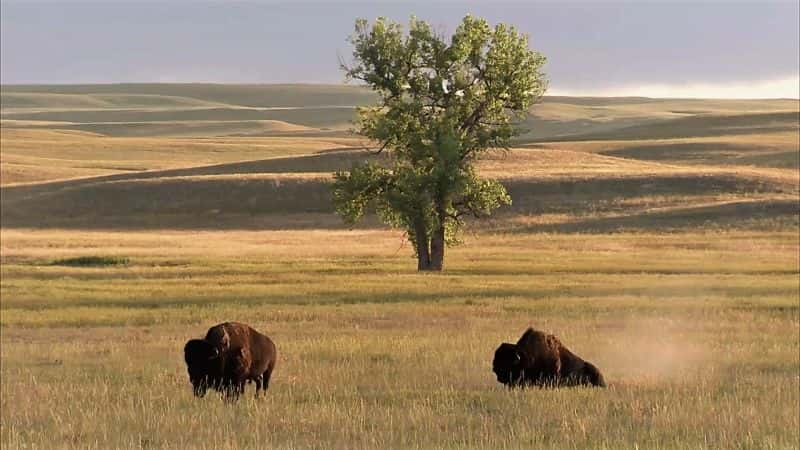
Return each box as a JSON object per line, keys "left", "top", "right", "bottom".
{"left": 334, "top": 15, "right": 546, "bottom": 265}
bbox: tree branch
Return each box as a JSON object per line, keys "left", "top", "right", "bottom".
{"left": 368, "top": 141, "right": 390, "bottom": 155}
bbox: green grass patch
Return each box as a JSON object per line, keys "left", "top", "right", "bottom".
{"left": 50, "top": 255, "right": 130, "bottom": 267}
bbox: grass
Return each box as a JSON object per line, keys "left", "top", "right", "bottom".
{"left": 540, "top": 111, "right": 799, "bottom": 142}
{"left": 521, "top": 131, "right": 800, "bottom": 169}
{"left": 1, "top": 83, "right": 378, "bottom": 109}
{"left": 1, "top": 85, "right": 798, "bottom": 448}
{"left": 1, "top": 229, "right": 798, "bottom": 449}
{"left": 2, "top": 147, "right": 795, "bottom": 230}
{"left": 4, "top": 84, "right": 797, "bottom": 141}
{"left": 50, "top": 255, "right": 130, "bottom": 267}
{"left": 2, "top": 107, "right": 359, "bottom": 131}
{"left": 0, "top": 128, "right": 365, "bottom": 185}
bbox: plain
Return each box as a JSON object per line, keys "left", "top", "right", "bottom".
{"left": 1, "top": 84, "right": 798, "bottom": 449}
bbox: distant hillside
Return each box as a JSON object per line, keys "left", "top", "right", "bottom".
{"left": 0, "top": 129, "right": 364, "bottom": 185}
{"left": 1, "top": 84, "right": 797, "bottom": 232}
{"left": 1, "top": 83, "right": 377, "bottom": 108}
{"left": 2, "top": 147, "right": 796, "bottom": 231}
{"left": 3, "top": 84, "right": 797, "bottom": 140}
{"left": 541, "top": 111, "right": 800, "bottom": 142}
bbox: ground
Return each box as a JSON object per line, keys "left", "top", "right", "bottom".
{"left": 1, "top": 84, "right": 798, "bottom": 449}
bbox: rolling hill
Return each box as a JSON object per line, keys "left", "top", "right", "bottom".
{"left": 1, "top": 83, "right": 797, "bottom": 232}
{"left": 2, "top": 146, "right": 796, "bottom": 231}
{"left": 3, "top": 84, "right": 797, "bottom": 141}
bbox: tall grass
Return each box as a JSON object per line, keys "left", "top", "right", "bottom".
{"left": 1, "top": 229, "right": 798, "bottom": 448}
{"left": 1, "top": 87, "right": 798, "bottom": 448}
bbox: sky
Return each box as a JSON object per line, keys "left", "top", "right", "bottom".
{"left": 1, "top": 1, "right": 798, "bottom": 98}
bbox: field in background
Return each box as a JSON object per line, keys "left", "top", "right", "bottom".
{"left": 1, "top": 84, "right": 798, "bottom": 449}
{"left": 2, "top": 85, "right": 796, "bottom": 142}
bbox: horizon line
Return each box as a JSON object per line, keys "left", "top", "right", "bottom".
{"left": 1, "top": 81, "right": 798, "bottom": 101}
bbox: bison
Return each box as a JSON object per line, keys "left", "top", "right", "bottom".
{"left": 184, "top": 322, "right": 277, "bottom": 400}
{"left": 492, "top": 327, "right": 606, "bottom": 388}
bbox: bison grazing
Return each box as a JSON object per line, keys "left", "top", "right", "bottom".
{"left": 183, "top": 322, "right": 277, "bottom": 400}
{"left": 492, "top": 327, "right": 606, "bottom": 388}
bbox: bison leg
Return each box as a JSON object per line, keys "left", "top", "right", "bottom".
{"left": 222, "top": 388, "right": 235, "bottom": 402}
{"left": 254, "top": 377, "right": 262, "bottom": 397}
{"left": 222, "top": 382, "right": 245, "bottom": 402}
{"left": 193, "top": 384, "right": 208, "bottom": 398}
{"left": 261, "top": 368, "right": 273, "bottom": 392}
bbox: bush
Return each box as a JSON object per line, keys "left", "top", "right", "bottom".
{"left": 51, "top": 256, "right": 130, "bottom": 267}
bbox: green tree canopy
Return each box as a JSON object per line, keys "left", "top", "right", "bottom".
{"left": 333, "top": 15, "right": 547, "bottom": 271}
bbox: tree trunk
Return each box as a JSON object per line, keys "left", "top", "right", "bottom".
{"left": 414, "top": 217, "right": 432, "bottom": 271}
{"left": 412, "top": 210, "right": 445, "bottom": 272}
{"left": 429, "top": 224, "right": 445, "bottom": 271}
{"left": 428, "top": 204, "right": 446, "bottom": 271}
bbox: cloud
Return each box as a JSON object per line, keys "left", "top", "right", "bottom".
{"left": 549, "top": 75, "right": 800, "bottom": 99}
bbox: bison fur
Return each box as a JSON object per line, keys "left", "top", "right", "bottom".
{"left": 184, "top": 322, "right": 277, "bottom": 400}
{"left": 493, "top": 327, "right": 605, "bottom": 388}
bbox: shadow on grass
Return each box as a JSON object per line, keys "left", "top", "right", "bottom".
{"left": 600, "top": 142, "right": 799, "bottom": 169}
{"left": 2, "top": 169, "right": 793, "bottom": 230}
{"left": 50, "top": 256, "right": 130, "bottom": 267}
{"left": 539, "top": 111, "right": 800, "bottom": 142}
{"left": 7, "top": 280, "right": 799, "bottom": 312}
{"left": 502, "top": 199, "right": 799, "bottom": 234}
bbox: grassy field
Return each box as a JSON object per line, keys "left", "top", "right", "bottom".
{"left": 1, "top": 230, "right": 798, "bottom": 449}
{"left": 1, "top": 84, "right": 798, "bottom": 449}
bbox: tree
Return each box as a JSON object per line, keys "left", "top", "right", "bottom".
{"left": 333, "top": 15, "right": 547, "bottom": 271}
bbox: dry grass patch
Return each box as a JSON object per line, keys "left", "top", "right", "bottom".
{"left": 521, "top": 131, "right": 799, "bottom": 170}
{"left": 0, "top": 129, "right": 364, "bottom": 185}
{"left": 1, "top": 229, "right": 798, "bottom": 448}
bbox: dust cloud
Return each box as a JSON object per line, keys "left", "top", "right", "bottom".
{"left": 591, "top": 316, "right": 713, "bottom": 385}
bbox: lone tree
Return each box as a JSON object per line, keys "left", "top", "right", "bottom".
{"left": 333, "top": 15, "right": 547, "bottom": 271}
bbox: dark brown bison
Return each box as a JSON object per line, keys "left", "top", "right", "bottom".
{"left": 492, "top": 328, "right": 605, "bottom": 388}
{"left": 184, "top": 322, "right": 277, "bottom": 400}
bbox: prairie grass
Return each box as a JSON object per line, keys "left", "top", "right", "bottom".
{"left": 1, "top": 229, "right": 798, "bottom": 449}
{"left": 1, "top": 86, "right": 798, "bottom": 448}
{"left": 50, "top": 255, "right": 131, "bottom": 267}
{"left": 4, "top": 85, "right": 797, "bottom": 142}
{"left": 521, "top": 131, "right": 800, "bottom": 170}
{"left": 0, "top": 83, "right": 378, "bottom": 109}
{"left": 2, "top": 139, "right": 796, "bottom": 230}
{"left": 0, "top": 129, "right": 364, "bottom": 185}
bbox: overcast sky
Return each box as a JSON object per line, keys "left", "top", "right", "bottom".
{"left": 2, "top": 1, "right": 798, "bottom": 98}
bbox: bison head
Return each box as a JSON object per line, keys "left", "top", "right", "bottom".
{"left": 492, "top": 342, "right": 526, "bottom": 387}
{"left": 184, "top": 339, "right": 221, "bottom": 397}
